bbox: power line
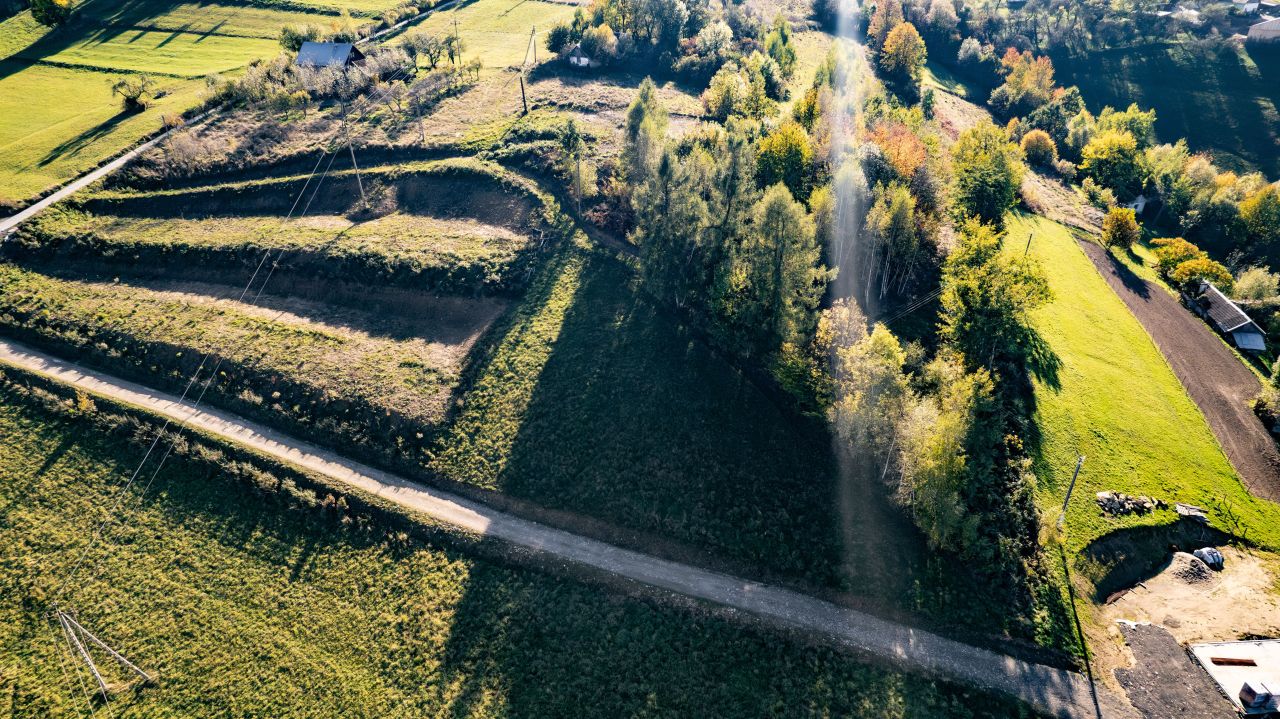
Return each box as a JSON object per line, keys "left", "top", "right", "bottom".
{"left": 46, "top": 60, "right": 418, "bottom": 710}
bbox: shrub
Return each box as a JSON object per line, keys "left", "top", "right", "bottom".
{"left": 1171, "top": 257, "right": 1234, "bottom": 292}
{"left": 1151, "top": 237, "right": 1205, "bottom": 276}
{"left": 1101, "top": 207, "right": 1140, "bottom": 249}
{"left": 30, "top": 0, "right": 72, "bottom": 26}
{"left": 1233, "top": 266, "right": 1280, "bottom": 301}
{"left": 1052, "top": 158, "right": 1076, "bottom": 180}
{"left": 1020, "top": 129, "right": 1057, "bottom": 166}
{"left": 546, "top": 21, "right": 574, "bottom": 54}
{"left": 1080, "top": 177, "right": 1115, "bottom": 210}
{"left": 111, "top": 75, "right": 157, "bottom": 111}
{"left": 280, "top": 23, "right": 326, "bottom": 52}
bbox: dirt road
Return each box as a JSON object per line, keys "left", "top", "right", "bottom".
{"left": 0, "top": 337, "right": 1136, "bottom": 719}
{"left": 1078, "top": 242, "right": 1280, "bottom": 502}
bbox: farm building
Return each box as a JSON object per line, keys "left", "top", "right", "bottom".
{"left": 1235, "top": 0, "right": 1262, "bottom": 14}
{"left": 566, "top": 43, "right": 598, "bottom": 69}
{"left": 295, "top": 41, "right": 366, "bottom": 68}
{"left": 1249, "top": 16, "right": 1280, "bottom": 40}
{"left": 1186, "top": 280, "right": 1268, "bottom": 351}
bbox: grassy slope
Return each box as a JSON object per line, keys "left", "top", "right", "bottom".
{"left": 406, "top": 0, "right": 577, "bottom": 71}
{"left": 0, "top": 263, "right": 484, "bottom": 431}
{"left": 0, "top": 387, "right": 1038, "bottom": 719}
{"left": 0, "top": 60, "right": 205, "bottom": 204}
{"left": 16, "top": 208, "right": 534, "bottom": 293}
{"left": 0, "top": 0, "right": 358, "bottom": 205}
{"left": 1010, "top": 213, "right": 1280, "bottom": 553}
{"left": 430, "top": 245, "right": 849, "bottom": 582}
{"left": 1047, "top": 42, "right": 1280, "bottom": 176}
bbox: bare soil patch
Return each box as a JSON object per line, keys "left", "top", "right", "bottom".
{"left": 1101, "top": 547, "right": 1280, "bottom": 647}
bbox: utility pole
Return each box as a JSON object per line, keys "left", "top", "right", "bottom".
{"left": 519, "top": 74, "right": 528, "bottom": 114}
{"left": 56, "top": 609, "right": 152, "bottom": 702}
{"left": 1057, "top": 454, "right": 1085, "bottom": 530}
{"left": 341, "top": 103, "right": 367, "bottom": 206}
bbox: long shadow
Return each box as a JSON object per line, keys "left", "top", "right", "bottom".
{"left": 6, "top": 386, "right": 1043, "bottom": 717}
{"left": 36, "top": 108, "right": 134, "bottom": 167}
{"left": 0, "top": 0, "right": 178, "bottom": 82}
{"left": 1048, "top": 42, "right": 1280, "bottom": 175}
{"left": 473, "top": 251, "right": 846, "bottom": 584}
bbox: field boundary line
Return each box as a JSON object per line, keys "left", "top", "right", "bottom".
{"left": 0, "top": 337, "right": 1136, "bottom": 719}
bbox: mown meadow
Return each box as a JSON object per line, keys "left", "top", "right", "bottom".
{"left": 1011, "top": 213, "right": 1280, "bottom": 555}
{"left": 0, "top": 377, "right": 1042, "bottom": 719}
{"left": 0, "top": 0, "right": 295, "bottom": 206}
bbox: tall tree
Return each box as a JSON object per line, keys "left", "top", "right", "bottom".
{"left": 879, "top": 22, "right": 927, "bottom": 84}
{"left": 633, "top": 150, "right": 711, "bottom": 309}
{"left": 717, "top": 184, "right": 832, "bottom": 357}
{"left": 623, "top": 78, "right": 668, "bottom": 185}
{"left": 950, "top": 121, "right": 1025, "bottom": 226}
{"left": 938, "top": 218, "right": 1051, "bottom": 378}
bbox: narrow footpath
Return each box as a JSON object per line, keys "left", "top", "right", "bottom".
{"left": 0, "top": 338, "right": 1136, "bottom": 719}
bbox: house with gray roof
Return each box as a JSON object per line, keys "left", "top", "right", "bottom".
{"left": 1188, "top": 280, "right": 1268, "bottom": 351}
{"left": 295, "top": 41, "right": 365, "bottom": 68}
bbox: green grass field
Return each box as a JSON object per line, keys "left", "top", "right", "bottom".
{"left": 0, "top": 61, "right": 205, "bottom": 206}
{"left": 405, "top": 0, "right": 577, "bottom": 71}
{"left": 0, "top": 0, "right": 383, "bottom": 207}
{"left": 0, "top": 380, "right": 1039, "bottom": 718}
{"left": 1009, "top": 214, "right": 1280, "bottom": 554}
{"left": 1048, "top": 42, "right": 1280, "bottom": 176}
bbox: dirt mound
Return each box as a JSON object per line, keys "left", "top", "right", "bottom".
{"left": 1169, "top": 552, "right": 1213, "bottom": 585}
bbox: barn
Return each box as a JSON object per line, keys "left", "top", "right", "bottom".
{"left": 295, "top": 41, "right": 366, "bottom": 68}
{"left": 1248, "top": 16, "right": 1280, "bottom": 40}
{"left": 1187, "top": 281, "right": 1268, "bottom": 351}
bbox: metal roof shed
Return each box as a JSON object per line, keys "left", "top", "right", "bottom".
{"left": 295, "top": 41, "right": 365, "bottom": 68}
{"left": 1193, "top": 281, "right": 1268, "bottom": 351}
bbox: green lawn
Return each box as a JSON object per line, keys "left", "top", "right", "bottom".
{"left": 405, "top": 0, "right": 577, "bottom": 71}
{"left": 0, "top": 379, "right": 1040, "bottom": 718}
{"left": 1009, "top": 213, "right": 1280, "bottom": 553}
{"left": 0, "top": 0, "right": 375, "bottom": 206}
{"left": 1048, "top": 41, "right": 1280, "bottom": 176}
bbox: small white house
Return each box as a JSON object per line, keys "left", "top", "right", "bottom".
{"left": 1125, "top": 194, "right": 1149, "bottom": 215}
{"left": 1234, "top": 0, "right": 1261, "bottom": 14}
{"left": 1248, "top": 16, "right": 1280, "bottom": 40}
{"left": 566, "top": 43, "right": 597, "bottom": 69}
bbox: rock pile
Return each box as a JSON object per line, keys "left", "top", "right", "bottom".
{"left": 1169, "top": 552, "right": 1213, "bottom": 584}
{"left": 1096, "top": 491, "right": 1165, "bottom": 516}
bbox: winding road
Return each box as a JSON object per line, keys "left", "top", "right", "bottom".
{"left": 0, "top": 338, "right": 1136, "bottom": 719}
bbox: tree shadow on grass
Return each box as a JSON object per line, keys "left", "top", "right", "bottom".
{"left": 482, "top": 251, "right": 846, "bottom": 584}
{"left": 36, "top": 108, "right": 133, "bottom": 167}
